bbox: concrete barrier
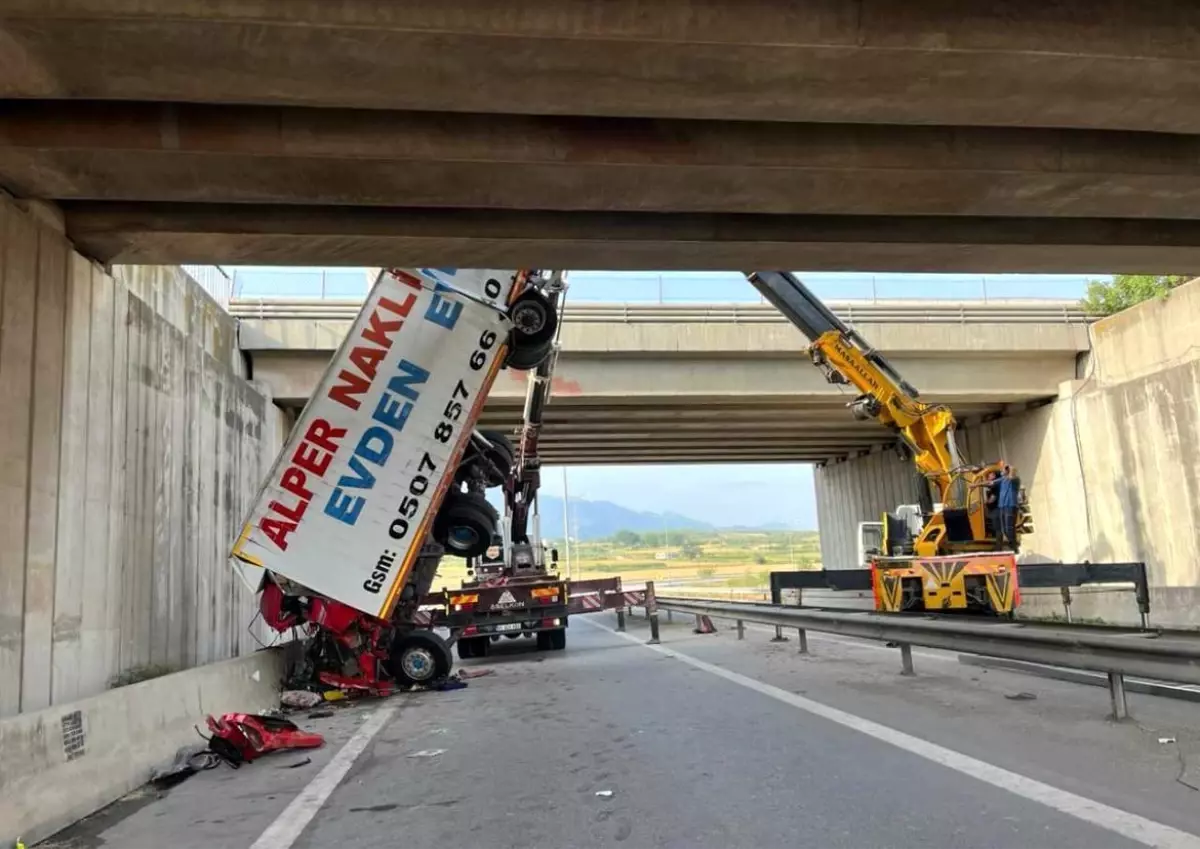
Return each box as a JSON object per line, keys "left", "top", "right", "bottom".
{"left": 0, "top": 649, "right": 285, "bottom": 846}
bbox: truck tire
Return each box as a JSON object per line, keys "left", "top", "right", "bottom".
{"left": 536, "top": 631, "right": 552, "bottom": 651}
{"left": 508, "top": 290, "right": 557, "bottom": 346}
{"left": 549, "top": 628, "right": 567, "bottom": 651}
{"left": 433, "top": 492, "right": 498, "bottom": 559}
{"left": 477, "top": 430, "right": 514, "bottom": 485}
{"left": 456, "top": 637, "right": 476, "bottom": 660}
{"left": 504, "top": 338, "right": 553, "bottom": 371}
{"left": 389, "top": 631, "right": 453, "bottom": 687}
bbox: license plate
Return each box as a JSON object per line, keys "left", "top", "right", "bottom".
{"left": 494, "top": 623, "right": 522, "bottom": 633}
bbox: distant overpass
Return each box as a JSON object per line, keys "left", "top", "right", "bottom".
{"left": 233, "top": 299, "right": 1092, "bottom": 464}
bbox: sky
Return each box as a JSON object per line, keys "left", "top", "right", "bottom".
{"left": 225, "top": 267, "right": 1097, "bottom": 529}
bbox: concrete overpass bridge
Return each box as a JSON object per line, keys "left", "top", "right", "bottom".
{"left": 7, "top": 2, "right": 1200, "bottom": 271}
{"left": 233, "top": 298, "right": 1092, "bottom": 465}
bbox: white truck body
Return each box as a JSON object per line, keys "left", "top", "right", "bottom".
{"left": 232, "top": 268, "right": 519, "bottom": 618}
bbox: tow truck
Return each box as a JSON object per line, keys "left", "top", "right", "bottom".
{"left": 746, "top": 271, "right": 1031, "bottom": 615}
{"left": 420, "top": 271, "right": 643, "bottom": 655}
{"left": 231, "top": 268, "right": 563, "bottom": 693}
{"left": 421, "top": 271, "right": 574, "bottom": 657}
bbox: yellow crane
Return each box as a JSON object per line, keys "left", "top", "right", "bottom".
{"left": 746, "top": 271, "right": 1031, "bottom": 614}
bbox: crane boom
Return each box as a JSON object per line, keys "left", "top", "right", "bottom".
{"left": 744, "top": 271, "right": 1031, "bottom": 567}
{"left": 746, "top": 271, "right": 965, "bottom": 499}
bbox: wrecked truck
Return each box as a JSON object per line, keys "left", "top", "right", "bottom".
{"left": 231, "top": 268, "right": 558, "bottom": 694}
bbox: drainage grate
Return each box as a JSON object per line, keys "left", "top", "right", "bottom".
{"left": 61, "top": 710, "right": 86, "bottom": 761}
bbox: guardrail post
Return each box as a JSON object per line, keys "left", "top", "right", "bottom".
{"left": 616, "top": 609, "right": 626, "bottom": 632}
{"left": 899, "top": 643, "right": 915, "bottom": 676}
{"left": 737, "top": 619, "right": 745, "bottom": 640}
{"left": 646, "top": 581, "right": 660, "bottom": 645}
{"left": 1060, "top": 586, "right": 1073, "bottom": 624}
{"left": 1108, "top": 671, "right": 1129, "bottom": 721}
{"left": 797, "top": 629, "right": 809, "bottom": 654}
{"left": 666, "top": 609, "right": 673, "bottom": 623}
{"left": 770, "top": 626, "right": 789, "bottom": 642}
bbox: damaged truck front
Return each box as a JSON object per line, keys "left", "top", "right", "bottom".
{"left": 231, "top": 268, "right": 556, "bottom": 694}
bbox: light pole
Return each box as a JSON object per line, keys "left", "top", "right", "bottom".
{"left": 561, "top": 467, "right": 572, "bottom": 579}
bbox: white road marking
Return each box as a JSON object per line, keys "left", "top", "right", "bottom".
{"left": 249, "top": 706, "right": 396, "bottom": 849}
{"left": 583, "top": 618, "right": 1200, "bottom": 849}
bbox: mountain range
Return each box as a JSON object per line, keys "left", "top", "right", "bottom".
{"left": 486, "top": 492, "right": 799, "bottom": 540}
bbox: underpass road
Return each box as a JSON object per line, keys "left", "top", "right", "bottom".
{"left": 48, "top": 614, "right": 1200, "bottom": 849}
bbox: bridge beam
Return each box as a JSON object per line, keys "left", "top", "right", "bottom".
{"left": 59, "top": 203, "right": 1200, "bottom": 272}
{"left": 7, "top": 102, "right": 1200, "bottom": 221}
{"left": 4, "top": 2, "right": 1200, "bottom": 133}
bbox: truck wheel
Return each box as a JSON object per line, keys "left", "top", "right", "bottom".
{"left": 504, "top": 338, "right": 553, "bottom": 371}
{"left": 456, "top": 637, "right": 476, "bottom": 660}
{"left": 508, "top": 290, "right": 557, "bottom": 346}
{"left": 536, "top": 631, "right": 552, "bottom": 651}
{"left": 477, "top": 430, "right": 514, "bottom": 485}
{"left": 549, "top": 628, "right": 567, "bottom": 651}
{"left": 389, "top": 631, "right": 453, "bottom": 687}
{"left": 434, "top": 492, "right": 498, "bottom": 559}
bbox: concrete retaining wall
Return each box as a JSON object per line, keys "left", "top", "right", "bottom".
{"left": 0, "top": 649, "right": 285, "bottom": 846}
{"left": 0, "top": 195, "right": 271, "bottom": 718}
{"left": 813, "top": 278, "right": 1200, "bottom": 628}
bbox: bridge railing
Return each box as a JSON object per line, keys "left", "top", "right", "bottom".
{"left": 228, "top": 299, "right": 1093, "bottom": 324}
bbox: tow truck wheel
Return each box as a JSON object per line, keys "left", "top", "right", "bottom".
{"left": 433, "top": 492, "right": 499, "bottom": 559}
{"left": 389, "top": 631, "right": 453, "bottom": 687}
{"left": 477, "top": 430, "right": 514, "bottom": 486}
{"left": 504, "top": 338, "right": 553, "bottom": 371}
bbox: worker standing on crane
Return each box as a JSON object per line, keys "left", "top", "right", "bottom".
{"left": 983, "top": 469, "right": 1000, "bottom": 539}
{"left": 997, "top": 465, "right": 1022, "bottom": 552}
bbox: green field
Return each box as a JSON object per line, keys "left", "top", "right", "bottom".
{"left": 434, "top": 529, "right": 821, "bottom": 590}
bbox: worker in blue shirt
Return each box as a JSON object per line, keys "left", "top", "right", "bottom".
{"left": 997, "top": 465, "right": 1021, "bottom": 552}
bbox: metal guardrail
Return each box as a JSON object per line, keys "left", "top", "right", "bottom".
{"left": 228, "top": 298, "right": 1093, "bottom": 325}
{"left": 647, "top": 594, "right": 1200, "bottom": 719}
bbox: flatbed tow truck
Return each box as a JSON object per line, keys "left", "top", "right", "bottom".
{"left": 421, "top": 270, "right": 642, "bottom": 658}
{"left": 420, "top": 271, "right": 575, "bottom": 657}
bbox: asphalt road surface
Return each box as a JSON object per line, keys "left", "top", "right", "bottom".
{"left": 47, "top": 612, "right": 1200, "bottom": 849}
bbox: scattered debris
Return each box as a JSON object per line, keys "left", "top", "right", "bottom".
{"left": 407, "top": 749, "right": 446, "bottom": 758}
{"left": 457, "top": 668, "right": 495, "bottom": 680}
{"left": 436, "top": 678, "right": 468, "bottom": 692}
{"left": 1004, "top": 692, "right": 1037, "bottom": 701}
{"left": 595, "top": 790, "right": 614, "bottom": 798}
{"left": 306, "top": 710, "right": 336, "bottom": 720}
{"left": 323, "top": 690, "right": 348, "bottom": 702}
{"left": 1160, "top": 737, "right": 1178, "bottom": 744}
{"left": 149, "top": 744, "right": 220, "bottom": 788}
{"left": 281, "top": 690, "right": 324, "bottom": 709}
{"left": 204, "top": 713, "right": 325, "bottom": 766}
{"left": 282, "top": 757, "right": 313, "bottom": 769}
